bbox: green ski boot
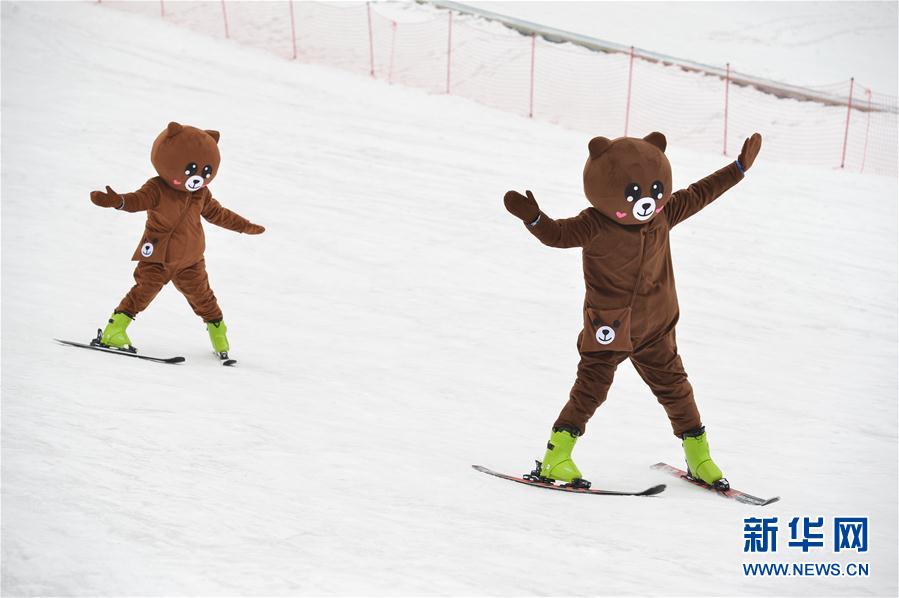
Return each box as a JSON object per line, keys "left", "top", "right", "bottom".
{"left": 682, "top": 427, "right": 728, "bottom": 489}
{"left": 207, "top": 319, "right": 230, "bottom": 354}
{"left": 99, "top": 312, "right": 134, "bottom": 349}
{"left": 537, "top": 428, "right": 590, "bottom": 488}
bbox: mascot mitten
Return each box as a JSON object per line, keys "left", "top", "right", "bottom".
{"left": 91, "top": 121, "right": 265, "bottom": 356}
{"left": 506, "top": 132, "right": 761, "bottom": 488}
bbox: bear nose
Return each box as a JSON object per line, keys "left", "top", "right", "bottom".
{"left": 642, "top": 202, "right": 651, "bottom": 210}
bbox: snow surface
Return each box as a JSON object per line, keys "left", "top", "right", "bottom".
{"left": 1, "top": 2, "right": 897, "bottom": 596}
{"left": 468, "top": 1, "right": 899, "bottom": 95}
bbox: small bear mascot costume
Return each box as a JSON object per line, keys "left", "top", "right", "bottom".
{"left": 90, "top": 121, "right": 265, "bottom": 357}
{"left": 504, "top": 132, "right": 762, "bottom": 489}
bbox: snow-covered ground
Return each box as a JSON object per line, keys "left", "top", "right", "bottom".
{"left": 467, "top": 1, "right": 899, "bottom": 94}
{"left": 1, "top": 2, "right": 897, "bottom": 596}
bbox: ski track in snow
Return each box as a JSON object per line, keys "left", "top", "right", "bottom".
{"left": 1, "top": 3, "right": 897, "bottom": 596}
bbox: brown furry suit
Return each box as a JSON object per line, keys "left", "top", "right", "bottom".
{"left": 91, "top": 122, "right": 264, "bottom": 322}
{"left": 504, "top": 132, "right": 762, "bottom": 437}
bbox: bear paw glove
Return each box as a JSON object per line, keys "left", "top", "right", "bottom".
{"left": 243, "top": 223, "right": 265, "bottom": 235}
{"left": 738, "top": 133, "right": 762, "bottom": 172}
{"left": 90, "top": 185, "right": 124, "bottom": 209}
{"left": 504, "top": 190, "right": 540, "bottom": 224}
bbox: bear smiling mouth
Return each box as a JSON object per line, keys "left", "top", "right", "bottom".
{"left": 184, "top": 175, "right": 205, "bottom": 191}
{"left": 632, "top": 197, "right": 657, "bottom": 221}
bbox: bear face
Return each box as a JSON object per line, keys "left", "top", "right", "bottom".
{"left": 591, "top": 316, "right": 621, "bottom": 345}
{"left": 151, "top": 121, "right": 221, "bottom": 192}
{"left": 582, "top": 132, "right": 672, "bottom": 226}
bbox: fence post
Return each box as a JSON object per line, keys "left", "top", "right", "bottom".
{"left": 160, "top": 0, "right": 164, "bottom": 18}
{"left": 840, "top": 77, "right": 855, "bottom": 169}
{"left": 528, "top": 33, "right": 536, "bottom": 118}
{"left": 288, "top": 0, "right": 297, "bottom": 60}
{"left": 723, "top": 62, "right": 730, "bottom": 156}
{"left": 624, "top": 45, "right": 635, "bottom": 136}
{"left": 859, "top": 88, "right": 872, "bottom": 174}
{"left": 366, "top": 2, "right": 375, "bottom": 77}
{"left": 221, "top": 0, "right": 230, "bottom": 38}
{"left": 388, "top": 21, "right": 397, "bottom": 85}
{"left": 446, "top": 11, "right": 453, "bottom": 94}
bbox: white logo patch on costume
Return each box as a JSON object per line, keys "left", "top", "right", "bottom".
{"left": 141, "top": 242, "right": 154, "bottom": 257}
{"left": 595, "top": 325, "right": 616, "bottom": 345}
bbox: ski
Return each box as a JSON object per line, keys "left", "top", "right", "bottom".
{"left": 54, "top": 338, "right": 185, "bottom": 365}
{"left": 651, "top": 462, "right": 779, "bottom": 506}
{"left": 473, "top": 464, "right": 666, "bottom": 496}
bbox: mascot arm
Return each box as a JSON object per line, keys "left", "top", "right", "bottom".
{"left": 528, "top": 208, "right": 602, "bottom": 248}
{"left": 120, "top": 179, "right": 162, "bottom": 212}
{"left": 201, "top": 195, "right": 252, "bottom": 233}
{"left": 664, "top": 162, "right": 744, "bottom": 227}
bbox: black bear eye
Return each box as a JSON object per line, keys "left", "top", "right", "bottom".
{"left": 184, "top": 163, "right": 198, "bottom": 176}
{"left": 202, "top": 164, "right": 213, "bottom": 179}
{"left": 612, "top": 320, "right": 620, "bottom": 328}
{"left": 625, "top": 183, "right": 641, "bottom": 202}
{"left": 651, "top": 180, "right": 664, "bottom": 200}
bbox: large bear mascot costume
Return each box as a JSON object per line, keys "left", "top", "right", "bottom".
{"left": 90, "top": 122, "right": 265, "bottom": 358}
{"left": 504, "top": 131, "right": 762, "bottom": 489}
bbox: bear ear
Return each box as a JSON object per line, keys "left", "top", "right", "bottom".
{"left": 205, "top": 130, "right": 220, "bottom": 144}
{"left": 166, "top": 122, "right": 183, "bottom": 138}
{"left": 643, "top": 131, "right": 667, "bottom": 153}
{"left": 587, "top": 136, "right": 612, "bottom": 159}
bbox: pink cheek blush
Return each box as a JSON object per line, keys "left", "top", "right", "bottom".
{"left": 656, "top": 206, "right": 664, "bottom": 213}
{"left": 173, "top": 179, "right": 182, "bottom": 186}
{"left": 616, "top": 211, "right": 627, "bottom": 219}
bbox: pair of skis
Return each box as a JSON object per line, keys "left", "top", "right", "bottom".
{"left": 55, "top": 336, "right": 772, "bottom": 504}
{"left": 54, "top": 332, "right": 236, "bottom": 366}
{"left": 473, "top": 462, "right": 779, "bottom": 506}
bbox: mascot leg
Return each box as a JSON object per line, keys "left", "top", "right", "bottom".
{"left": 116, "top": 262, "right": 170, "bottom": 317}
{"left": 171, "top": 259, "right": 227, "bottom": 352}
{"left": 105, "top": 262, "right": 170, "bottom": 347}
{"left": 554, "top": 349, "right": 625, "bottom": 435}
{"left": 542, "top": 349, "right": 625, "bottom": 483}
{"left": 629, "top": 330, "right": 700, "bottom": 435}
{"left": 631, "top": 331, "right": 725, "bottom": 486}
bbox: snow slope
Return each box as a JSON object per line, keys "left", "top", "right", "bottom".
{"left": 1, "top": 2, "right": 897, "bottom": 596}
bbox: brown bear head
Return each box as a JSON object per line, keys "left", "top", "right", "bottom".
{"left": 582, "top": 132, "right": 672, "bottom": 226}
{"left": 151, "top": 122, "right": 221, "bottom": 192}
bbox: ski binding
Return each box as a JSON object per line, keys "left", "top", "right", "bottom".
{"left": 651, "top": 462, "right": 780, "bottom": 506}
{"left": 216, "top": 351, "right": 237, "bottom": 367}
